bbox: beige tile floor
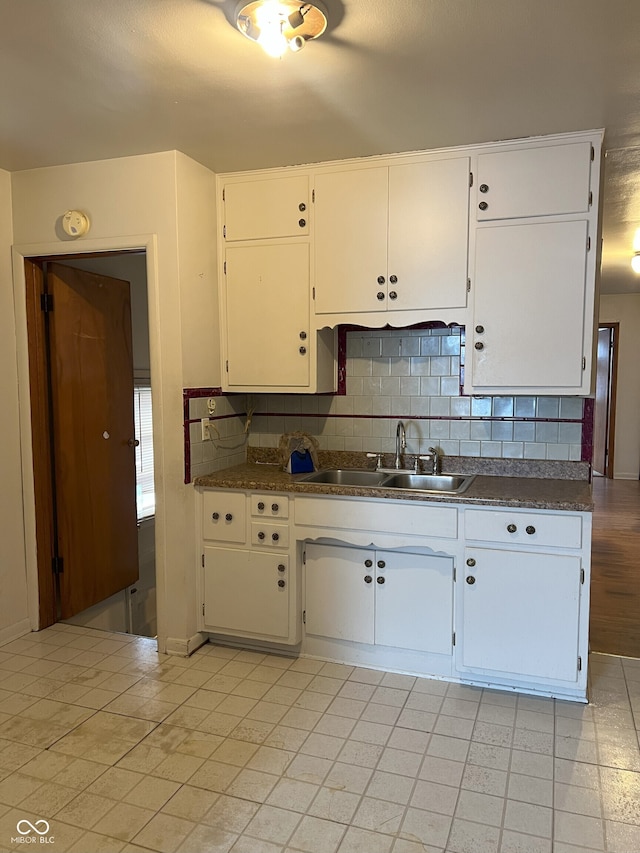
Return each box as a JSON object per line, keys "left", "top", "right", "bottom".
{"left": 0, "top": 625, "right": 639, "bottom": 853}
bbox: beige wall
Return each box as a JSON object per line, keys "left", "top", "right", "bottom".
{"left": 10, "top": 151, "right": 218, "bottom": 653}
{"left": 0, "top": 169, "right": 30, "bottom": 644}
{"left": 599, "top": 293, "right": 640, "bottom": 479}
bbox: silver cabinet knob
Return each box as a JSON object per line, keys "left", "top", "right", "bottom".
{"left": 526, "top": 525, "right": 536, "bottom": 535}
{"left": 507, "top": 524, "right": 517, "bottom": 533}
{"left": 277, "top": 564, "right": 286, "bottom": 573}
{"left": 376, "top": 575, "right": 385, "bottom": 584}
{"left": 278, "top": 579, "right": 286, "bottom": 588}
{"left": 466, "top": 575, "right": 476, "bottom": 585}
{"left": 474, "top": 342, "right": 484, "bottom": 350}
{"left": 364, "top": 575, "right": 372, "bottom": 584}
{"left": 466, "top": 558, "right": 476, "bottom": 567}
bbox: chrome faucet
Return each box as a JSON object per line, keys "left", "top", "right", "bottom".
{"left": 395, "top": 421, "right": 406, "bottom": 469}
{"left": 428, "top": 445, "right": 441, "bottom": 475}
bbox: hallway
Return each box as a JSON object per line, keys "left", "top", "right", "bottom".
{"left": 590, "top": 478, "right": 640, "bottom": 659}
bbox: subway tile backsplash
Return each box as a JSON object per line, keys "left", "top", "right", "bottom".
{"left": 248, "top": 327, "right": 585, "bottom": 463}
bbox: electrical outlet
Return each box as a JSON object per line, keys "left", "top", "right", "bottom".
{"left": 207, "top": 397, "right": 216, "bottom": 415}
{"left": 201, "top": 418, "right": 211, "bottom": 441}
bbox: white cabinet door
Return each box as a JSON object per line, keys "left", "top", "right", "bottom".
{"left": 469, "top": 219, "right": 589, "bottom": 391}
{"left": 459, "top": 547, "right": 581, "bottom": 683}
{"left": 314, "top": 168, "right": 388, "bottom": 314}
{"left": 304, "top": 543, "right": 374, "bottom": 644}
{"left": 388, "top": 158, "right": 469, "bottom": 311}
{"left": 314, "top": 159, "right": 470, "bottom": 315}
{"left": 203, "top": 547, "right": 289, "bottom": 638}
{"left": 223, "top": 175, "right": 310, "bottom": 240}
{"left": 224, "top": 242, "right": 310, "bottom": 388}
{"left": 475, "top": 142, "right": 593, "bottom": 221}
{"left": 202, "top": 491, "right": 246, "bottom": 544}
{"left": 375, "top": 551, "right": 453, "bottom": 655}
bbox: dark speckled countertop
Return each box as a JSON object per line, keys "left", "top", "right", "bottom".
{"left": 194, "top": 451, "right": 594, "bottom": 512}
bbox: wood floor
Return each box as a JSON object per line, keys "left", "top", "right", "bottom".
{"left": 589, "top": 476, "right": 640, "bottom": 658}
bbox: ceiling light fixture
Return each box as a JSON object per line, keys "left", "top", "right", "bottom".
{"left": 235, "top": 1, "right": 328, "bottom": 58}
{"left": 632, "top": 252, "right": 640, "bottom": 274}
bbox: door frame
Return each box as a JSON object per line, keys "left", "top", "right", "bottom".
{"left": 12, "top": 235, "right": 164, "bottom": 636}
{"left": 594, "top": 322, "right": 619, "bottom": 478}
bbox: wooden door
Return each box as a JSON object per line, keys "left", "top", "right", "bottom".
{"left": 593, "top": 324, "right": 618, "bottom": 478}
{"left": 47, "top": 263, "right": 139, "bottom": 618}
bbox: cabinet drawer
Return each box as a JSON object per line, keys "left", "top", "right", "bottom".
{"left": 295, "top": 496, "right": 458, "bottom": 539}
{"left": 202, "top": 491, "right": 246, "bottom": 543}
{"left": 464, "top": 509, "right": 582, "bottom": 549}
{"left": 251, "top": 521, "right": 290, "bottom": 549}
{"left": 251, "top": 494, "right": 289, "bottom": 519}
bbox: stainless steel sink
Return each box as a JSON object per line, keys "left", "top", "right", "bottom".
{"left": 299, "top": 468, "right": 475, "bottom": 494}
{"left": 299, "top": 469, "right": 391, "bottom": 487}
{"left": 382, "top": 473, "right": 475, "bottom": 494}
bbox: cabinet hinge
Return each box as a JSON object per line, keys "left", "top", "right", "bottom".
{"left": 201, "top": 554, "right": 205, "bottom": 568}
{"left": 303, "top": 609, "right": 306, "bottom": 624}
{"left": 591, "top": 145, "right": 595, "bottom": 161}
{"left": 302, "top": 549, "right": 306, "bottom": 565}
{"left": 202, "top": 603, "right": 205, "bottom": 616}
{"left": 223, "top": 225, "right": 226, "bottom": 239}
{"left": 222, "top": 187, "right": 225, "bottom": 201}
{"left": 312, "top": 189, "right": 315, "bottom": 203}
{"left": 469, "top": 172, "right": 473, "bottom": 188}
{"left": 467, "top": 279, "right": 471, "bottom": 293}
{"left": 40, "top": 293, "right": 53, "bottom": 313}
{"left": 52, "top": 555, "right": 64, "bottom": 575}
{"left": 578, "top": 655, "right": 582, "bottom": 671}
{"left": 453, "top": 567, "right": 457, "bottom": 582}
{"left": 452, "top": 631, "right": 456, "bottom": 647}
{"left": 312, "top": 287, "right": 315, "bottom": 301}
{"left": 588, "top": 190, "right": 593, "bottom": 207}
{"left": 224, "top": 260, "right": 227, "bottom": 274}
{"left": 587, "top": 236, "right": 591, "bottom": 252}
{"left": 582, "top": 356, "right": 586, "bottom": 370}
{"left": 580, "top": 567, "right": 585, "bottom": 584}
{"left": 225, "top": 360, "right": 229, "bottom": 372}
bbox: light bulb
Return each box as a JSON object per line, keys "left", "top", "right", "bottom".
{"left": 631, "top": 253, "right": 640, "bottom": 274}
{"left": 254, "top": 1, "right": 288, "bottom": 56}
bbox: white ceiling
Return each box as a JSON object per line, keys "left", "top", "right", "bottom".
{"left": 2, "top": 0, "right": 640, "bottom": 293}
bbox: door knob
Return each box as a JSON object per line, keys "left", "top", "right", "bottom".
{"left": 128, "top": 438, "right": 140, "bottom": 447}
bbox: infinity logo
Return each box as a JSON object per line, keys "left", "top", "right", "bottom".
{"left": 16, "top": 820, "right": 50, "bottom": 836}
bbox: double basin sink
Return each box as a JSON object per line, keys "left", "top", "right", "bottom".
{"left": 299, "top": 468, "right": 475, "bottom": 495}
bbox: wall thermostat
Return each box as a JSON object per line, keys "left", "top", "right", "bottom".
{"left": 62, "top": 209, "right": 90, "bottom": 237}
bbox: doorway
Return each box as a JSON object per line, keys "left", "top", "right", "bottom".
{"left": 593, "top": 323, "right": 618, "bottom": 478}
{"left": 24, "top": 252, "right": 157, "bottom": 637}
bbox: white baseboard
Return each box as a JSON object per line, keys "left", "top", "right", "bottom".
{"left": 165, "top": 632, "right": 208, "bottom": 657}
{"left": 0, "top": 618, "right": 32, "bottom": 648}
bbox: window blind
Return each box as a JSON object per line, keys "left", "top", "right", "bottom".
{"left": 133, "top": 385, "right": 155, "bottom": 520}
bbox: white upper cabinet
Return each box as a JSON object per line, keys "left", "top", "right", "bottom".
{"left": 222, "top": 175, "right": 310, "bottom": 241}
{"left": 466, "top": 131, "right": 602, "bottom": 395}
{"left": 469, "top": 219, "right": 589, "bottom": 390}
{"left": 223, "top": 241, "right": 312, "bottom": 389}
{"left": 313, "top": 157, "right": 470, "bottom": 317}
{"left": 475, "top": 142, "right": 593, "bottom": 221}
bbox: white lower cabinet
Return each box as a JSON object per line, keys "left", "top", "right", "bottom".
{"left": 459, "top": 547, "right": 582, "bottom": 683}
{"left": 197, "top": 488, "right": 591, "bottom": 700}
{"left": 203, "top": 548, "right": 290, "bottom": 640}
{"left": 304, "top": 543, "right": 453, "bottom": 655}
